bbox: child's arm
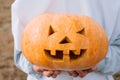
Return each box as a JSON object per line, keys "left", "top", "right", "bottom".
{"left": 97, "top": 10, "right": 120, "bottom": 74}
{"left": 14, "top": 49, "right": 43, "bottom": 79}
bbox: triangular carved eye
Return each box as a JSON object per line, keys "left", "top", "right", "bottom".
{"left": 77, "top": 28, "right": 85, "bottom": 35}
{"left": 48, "top": 25, "right": 55, "bottom": 36}
{"left": 59, "top": 36, "right": 71, "bottom": 44}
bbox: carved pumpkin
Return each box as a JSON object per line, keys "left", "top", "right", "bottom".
{"left": 21, "top": 13, "right": 108, "bottom": 70}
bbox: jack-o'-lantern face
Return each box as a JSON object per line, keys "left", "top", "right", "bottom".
{"left": 45, "top": 24, "right": 88, "bottom": 62}
{"left": 22, "top": 14, "right": 108, "bottom": 70}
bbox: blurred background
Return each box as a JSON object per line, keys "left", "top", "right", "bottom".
{"left": 0, "top": 0, "right": 120, "bottom": 80}
{"left": 0, "top": 0, "right": 27, "bottom": 80}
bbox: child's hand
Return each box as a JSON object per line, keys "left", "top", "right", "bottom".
{"left": 67, "top": 65, "right": 98, "bottom": 78}
{"left": 33, "top": 65, "right": 61, "bottom": 78}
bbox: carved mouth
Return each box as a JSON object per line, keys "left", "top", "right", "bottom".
{"left": 44, "top": 49, "right": 86, "bottom": 60}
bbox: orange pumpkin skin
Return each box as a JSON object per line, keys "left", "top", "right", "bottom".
{"left": 22, "top": 13, "right": 108, "bottom": 70}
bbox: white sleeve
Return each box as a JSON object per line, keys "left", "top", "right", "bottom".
{"left": 97, "top": 9, "right": 120, "bottom": 74}
{"left": 14, "top": 49, "right": 43, "bottom": 79}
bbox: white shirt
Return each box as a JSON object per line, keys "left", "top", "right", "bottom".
{"left": 11, "top": 0, "right": 120, "bottom": 80}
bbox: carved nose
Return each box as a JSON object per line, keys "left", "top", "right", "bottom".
{"left": 59, "top": 36, "right": 71, "bottom": 44}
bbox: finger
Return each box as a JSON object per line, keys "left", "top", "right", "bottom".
{"left": 69, "top": 71, "right": 79, "bottom": 77}
{"left": 91, "top": 65, "right": 98, "bottom": 71}
{"left": 77, "top": 71, "right": 88, "bottom": 78}
{"left": 52, "top": 70, "right": 61, "bottom": 78}
{"left": 86, "top": 65, "right": 98, "bottom": 73}
{"left": 43, "top": 70, "right": 54, "bottom": 77}
{"left": 33, "top": 65, "right": 44, "bottom": 73}
{"left": 68, "top": 71, "right": 72, "bottom": 76}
